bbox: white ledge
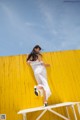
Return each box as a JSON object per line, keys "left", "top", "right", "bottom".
{"left": 17, "top": 102, "right": 80, "bottom": 114}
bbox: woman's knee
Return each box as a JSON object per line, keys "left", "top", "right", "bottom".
{"left": 38, "top": 86, "right": 43, "bottom": 89}
{"left": 37, "top": 84, "right": 44, "bottom": 89}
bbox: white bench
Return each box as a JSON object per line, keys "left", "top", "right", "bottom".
{"left": 17, "top": 102, "right": 80, "bottom": 120}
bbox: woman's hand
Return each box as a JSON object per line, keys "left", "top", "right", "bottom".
{"left": 45, "top": 64, "right": 50, "bottom": 67}
{"left": 41, "top": 63, "right": 50, "bottom": 67}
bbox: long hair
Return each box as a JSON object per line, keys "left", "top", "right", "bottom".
{"left": 26, "top": 45, "right": 42, "bottom": 61}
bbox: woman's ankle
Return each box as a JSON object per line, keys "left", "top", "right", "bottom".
{"left": 44, "top": 101, "right": 47, "bottom": 104}
{"left": 44, "top": 101, "right": 48, "bottom": 107}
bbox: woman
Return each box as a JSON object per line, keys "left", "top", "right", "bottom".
{"left": 26, "top": 45, "right": 52, "bottom": 107}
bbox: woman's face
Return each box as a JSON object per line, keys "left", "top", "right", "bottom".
{"left": 34, "top": 48, "right": 40, "bottom": 52}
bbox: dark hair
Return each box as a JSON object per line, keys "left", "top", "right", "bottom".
{"left": 33, "top": 45, "right": 42, "bottom": 51}
{"left": 26, "top": 45, "right": 42, "bottom": 61}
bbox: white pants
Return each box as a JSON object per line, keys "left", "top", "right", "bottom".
{"left": 34, "top": 66, "right": 52, "bottom": 100}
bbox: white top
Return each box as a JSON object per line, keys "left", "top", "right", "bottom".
{"left": 27, "top": 59, "right": 46, "bottom": 74}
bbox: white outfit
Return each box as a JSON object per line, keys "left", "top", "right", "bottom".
{"left": 28, "top": 59, "right": 52, "bottom": 100}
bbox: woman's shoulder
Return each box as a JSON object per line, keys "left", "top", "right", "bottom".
{"left": 37, "top": 54, "right": 43, "bottom": 61}
{"left": 37, "top": 53, "right": 42, "bottom": 57}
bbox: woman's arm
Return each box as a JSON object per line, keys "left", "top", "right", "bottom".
{"left": 38, "top": 54, "right": 50, "bottom": 67}
{"left": 26, "top": 56, "right": 31, "bottom": 65}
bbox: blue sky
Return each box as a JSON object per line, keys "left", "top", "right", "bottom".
{"left": 0, "top": 0, "right": 80, "bottom": 56}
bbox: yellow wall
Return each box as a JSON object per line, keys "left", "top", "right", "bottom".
{"left": 0, "top": 49, "right": 80, "bottom": 120}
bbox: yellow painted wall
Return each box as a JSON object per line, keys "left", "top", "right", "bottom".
{"left": 0, "top": 49, "right": 80, "bottom": 120}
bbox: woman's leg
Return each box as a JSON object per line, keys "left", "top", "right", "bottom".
{"left": 34, "top": 73, "right": 48, "bottom": 106}
{"left": 36, "top": 85, "right": 47, "bottom": 104}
